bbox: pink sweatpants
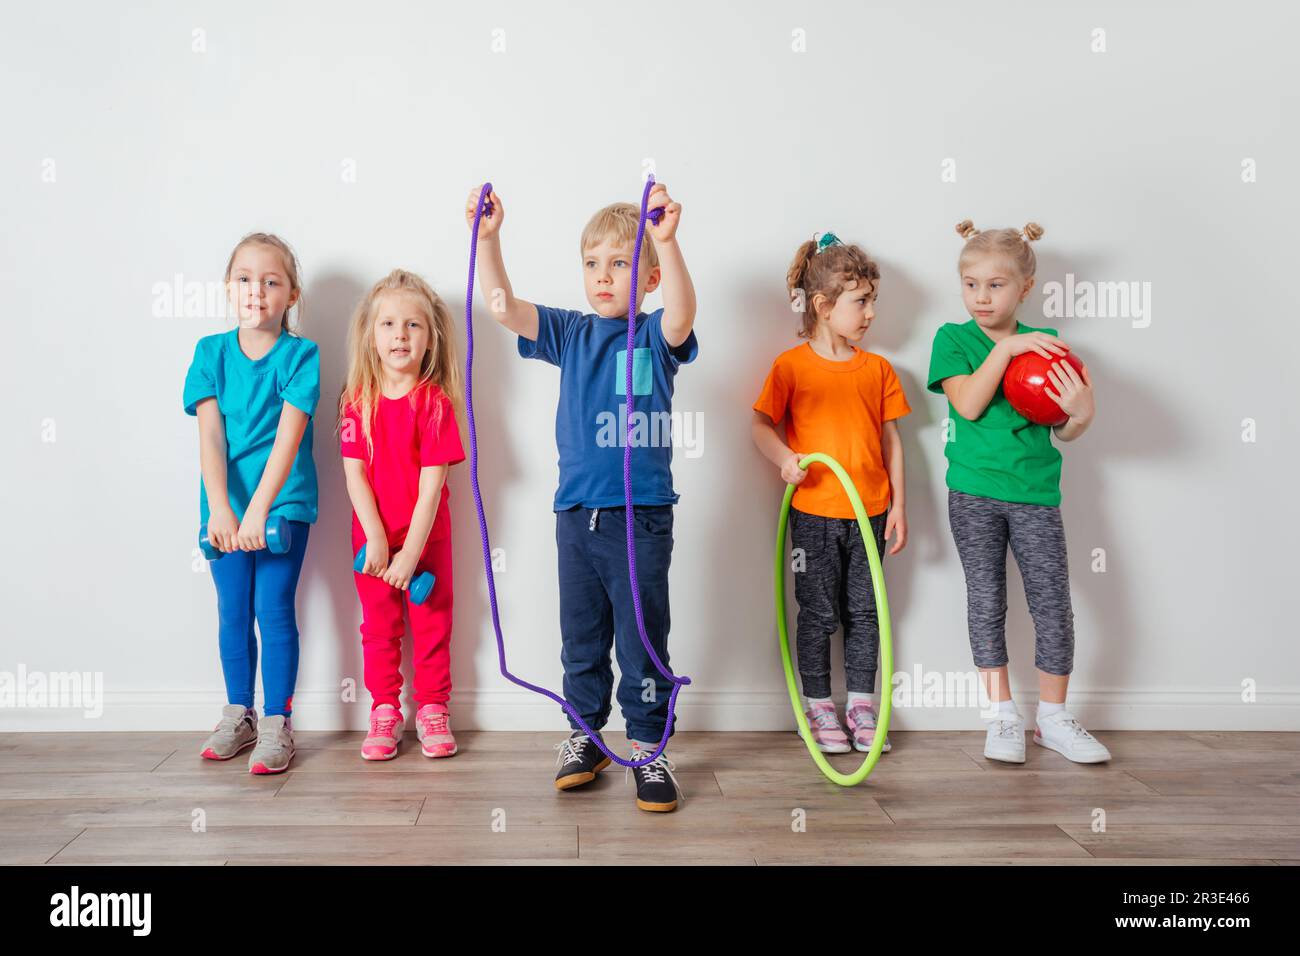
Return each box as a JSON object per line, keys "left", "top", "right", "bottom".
{"left": 353, "top": 532, "right": 454, "bottom": 711}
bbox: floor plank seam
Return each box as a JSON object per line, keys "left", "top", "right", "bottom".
{"left": 45, "top": 827, "right": 86, "bottom": 865}
{"left": 962, "top": 752, "right": 992, "bottom": 771}
{"left": 1055, "top": 824, "right": 1099, "bottom": 858}
{"left": 1116, "top": 771, "right": 1164, "bottom": 795}
{"left": 149, "top": 750, "right": 178, "bottom": 772}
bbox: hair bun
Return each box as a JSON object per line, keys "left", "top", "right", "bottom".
{"left": 1022, "top": 222, "right": 1044, "bottom": 242}
{"left": 955, "top": 219, "right": 979, "bottom": 240}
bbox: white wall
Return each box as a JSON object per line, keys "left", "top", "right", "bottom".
{"left": 2, "top": 1, "right": 1296, "bottom": 731}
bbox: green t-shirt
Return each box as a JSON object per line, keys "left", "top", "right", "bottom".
{"left": 926, "top": 320, "right": 1063, "bottom": 506}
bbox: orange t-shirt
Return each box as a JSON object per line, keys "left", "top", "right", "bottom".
{"left": 753, "top": 342, "right": 911, "bottom": 518}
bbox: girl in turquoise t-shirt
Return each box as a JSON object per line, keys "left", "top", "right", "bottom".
{"left": 926, "top": 220, "right": 1110, "bottom": 766}
{"left": 182, "top": 233, "right": 320, "bottom": 775}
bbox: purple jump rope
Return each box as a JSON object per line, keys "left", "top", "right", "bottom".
{"left": 465, "top": 178, "right": 691, "bottom": 768}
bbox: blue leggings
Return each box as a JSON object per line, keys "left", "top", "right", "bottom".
{"left": 209, "top": 520, "right": 310, "bottom": 717}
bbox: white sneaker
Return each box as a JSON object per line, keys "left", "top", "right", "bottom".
{"left": 1034, "top": 711, "right": 1112, "bottom": 763}
{"left": 983, "top": 712, "right": 1026, "bottom": 763}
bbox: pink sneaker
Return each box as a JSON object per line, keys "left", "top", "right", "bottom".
{"left": 846, "top": 701, "right": 891, "bottom": 753}
{"left": 362, "top": 704, "right": 403, "bottom": 760}
{"left": 803, "top": 701, "right": 851, "bottom": 753}
{"left": 416, "top": 703, "right": 457, "bottom": 758}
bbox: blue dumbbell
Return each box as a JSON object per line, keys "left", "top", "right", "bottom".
{"left": 199, "top": 514, "right": 291, "bottom": 561}
{"left": 354, "top": 544, "right": 436, "bottom": 605}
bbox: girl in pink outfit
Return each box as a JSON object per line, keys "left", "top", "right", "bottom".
{"left": 338, "top": 270, "right": 465, "bottom": 760}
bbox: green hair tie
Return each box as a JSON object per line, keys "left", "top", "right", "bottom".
{"left": 815, "top": 231, "right": 842, "bottom": 252}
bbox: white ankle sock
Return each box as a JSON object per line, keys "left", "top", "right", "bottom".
{"left": 996, "top": 698, "right": 1019, "bottom": 716}
{"left": 1037, "top": 700, "right": 1065, "bottom": 722}
{"left": 803, "top": 696, "right": 834, "bottom": 712}
{"left": 846, "top": 691, "right": 878, "bottom": 710}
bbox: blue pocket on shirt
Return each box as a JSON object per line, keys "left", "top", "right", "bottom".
{"left": 614, "top": 348, "right": 653, "bottom": 396}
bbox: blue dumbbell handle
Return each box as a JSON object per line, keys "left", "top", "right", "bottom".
{"left": 354, "top": 543, "right": 435, "bottom": 605}
{"left": 199, "top": 514, "right": 291, "bottom": 560}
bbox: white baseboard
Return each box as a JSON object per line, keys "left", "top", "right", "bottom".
{"left": 1, "top": 687, "right": 1297, "bottom": 732}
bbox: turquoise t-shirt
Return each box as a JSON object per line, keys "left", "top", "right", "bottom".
{"left": 183, "top": 329, "right": 321, "bottom": 526}
{"left": 926, "top": 320, "right": 1063, "bottom": 507}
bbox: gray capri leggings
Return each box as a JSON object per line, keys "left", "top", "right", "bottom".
{"left": 788, "top": 506, "right": 889, "bottom": 699}
{"left": 947, "top": 490, "right": 1075, "bottom": 676}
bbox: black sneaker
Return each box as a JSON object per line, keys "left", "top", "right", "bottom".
{"left": 553, "top": 730, "right": 610, "bottom": 790}
{"left": 627, "top": 744, "right": 683, "bottom": 813}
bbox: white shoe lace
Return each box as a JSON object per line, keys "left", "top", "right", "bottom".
{"left": 992, "top": 718, "right": 1022, "bottom": 739}
{"left": 554, "top": 734, "right": 590, "bottom": 769}
{"left": 625, "top": 750, "right": 686, "bottom": 802}
{"left": 1051, "top": 715, "right": 1094, "bottom": 740}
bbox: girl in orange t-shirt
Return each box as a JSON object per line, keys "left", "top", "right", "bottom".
{"left": 752, "top": 233, "right": 911, "bottom": 754}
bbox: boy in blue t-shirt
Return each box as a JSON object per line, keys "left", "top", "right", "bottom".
{"left": 465, "top": 182, "right": 698, "bottom": 812}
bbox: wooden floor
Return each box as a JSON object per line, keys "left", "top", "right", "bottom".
{"left": 1, "top": 730, "right": 1297, "bottom": 865}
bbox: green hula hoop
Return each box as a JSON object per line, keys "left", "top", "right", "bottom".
{"left": 774, "top": 452, "right": 894, "bottom": 786}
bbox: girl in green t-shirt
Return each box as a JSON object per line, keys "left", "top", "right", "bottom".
{"left": 926, "top": 220, "right": 1111, "bottom": 766}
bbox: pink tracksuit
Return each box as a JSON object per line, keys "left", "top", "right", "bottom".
{"left": 340, "top": 383, "right": 465, "bottom": 710}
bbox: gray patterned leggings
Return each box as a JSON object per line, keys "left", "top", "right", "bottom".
{"left": 788, "top": 507, "right": 889, "bottom": 698}
{"left": 947, "top": 490, "right": 1075, "bottom": 675}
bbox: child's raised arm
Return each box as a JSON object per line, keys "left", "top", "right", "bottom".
{"left": 465, "top": 184, "right": 538, "bottom": 341}
{"left": 195, "top": 398, "right": 238, "bottom": 553}
{"left": 645, "top": 183, "right": 696, "bottom": 348}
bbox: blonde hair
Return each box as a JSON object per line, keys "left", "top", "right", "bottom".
{"left": 580, "top": 202, "right": 659, "bottom": 269}
{"left": 224, "top": 232, "right": 304, "bottom": 334}
{"left": 785, "top": 238, "right": 880, "bottom": 340}
{"left": 338, "top": 269, "right": 462, "bottom": 457}
{"left": 955, "top": 220, "right": 1044, "bottom": 278}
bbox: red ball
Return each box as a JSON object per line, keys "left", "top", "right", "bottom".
{"left": 1002, "top": 350, "right": 1086, "bottom": 426}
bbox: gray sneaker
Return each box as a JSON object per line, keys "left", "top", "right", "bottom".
{"left": 199, "top": 704, "right": 257, "bottom": 761}
{"left": 248, "top": 714, "right": 294, "bottom": 775}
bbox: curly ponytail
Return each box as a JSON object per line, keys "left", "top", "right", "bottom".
{"left": 786, "top": 238, "right": 880, "bottom": 339}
